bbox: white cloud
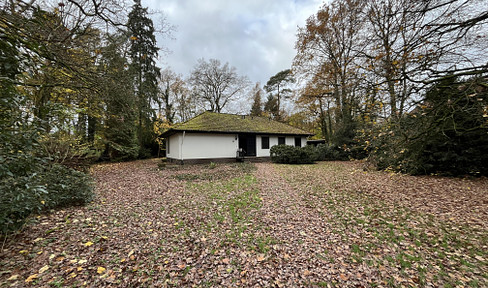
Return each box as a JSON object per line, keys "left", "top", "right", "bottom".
{"left": 142, "top": 0, "right": 324, "bottom": 85}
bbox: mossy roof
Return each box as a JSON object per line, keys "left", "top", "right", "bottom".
{"left": 161, "top": 112, "right": 313, "bottom": 137}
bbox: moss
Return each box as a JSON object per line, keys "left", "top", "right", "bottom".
{"left": 164, "top": 112, "right": 312, "bottom": 136}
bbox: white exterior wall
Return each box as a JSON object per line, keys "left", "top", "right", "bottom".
{"left": 167, "top": 132, "right": 308, "bottom": 160}
{"left": 166, "top": 134, "right": 181, "bottom": 160}
{"left": 256, "top": 135, "right": 307, "bottom": 157}
{"left": 181, "top": 133, "right": 238, "bottom": 159}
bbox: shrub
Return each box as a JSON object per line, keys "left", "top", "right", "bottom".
{"left": 270, "top": 144, "right": 314, "bottom": 164}
{"left": 315, "top": 144, "right": 348, "bottom": 161}
{"left": 368, "top": 76, "right": 488, "bottom": 176}
{"left": 0, "top": 163, "right": 94, "bottom": 233}
{"left": 39, "top": 164, "right": 94, "bottom": 210}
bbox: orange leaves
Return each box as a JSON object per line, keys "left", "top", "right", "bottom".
{"left": 25, "top": 274, "right": 38, "bottom": 283}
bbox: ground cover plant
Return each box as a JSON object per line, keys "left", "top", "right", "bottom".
{"left": 0, "top": 159, "right": 486, "bottom": 287}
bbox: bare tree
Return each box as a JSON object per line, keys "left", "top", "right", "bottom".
{"left": 294, "top": 0, "right": 366, "bottom": 143}
{"left": 189, "top": 58, "right": 250, "bottom": 113}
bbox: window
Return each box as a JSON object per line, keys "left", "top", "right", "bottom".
{"left": 278, "top": 137, "right": 286, "bottom": 145}
{"left": 295, "top": 137, "right": 302, "bottom": 147}
{"left": 261, "top": 136, "right": 270, "bottom": 149}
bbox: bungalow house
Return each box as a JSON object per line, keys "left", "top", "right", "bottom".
{"left": 160, "top": 111, "right": 313, "bottom": 164}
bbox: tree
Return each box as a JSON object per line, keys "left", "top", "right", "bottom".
{"left": 174, "top": 79, "right": 196, "bottom": 122}
{"left": 264, "top": 69, "right": 295, "bottom": 118}
{"left": 189, "top": 58, "right": 249, "bottom": 113}
{"left": 99, "top": 33, "right": 139, "bottom": 161}
{"left": 127, "top": 0, "right": 160, "bottom": 155}
{"left": 250, "top": 83, "right": 264, "bottom": 116}
{"left": 158, "top": 68, "right": 177, "bottom": 124}
{"left": 294, "top": 0, "right": 365, "bottom": 145}
{"left": 263, "top": 94, "right": 279, "bottom": 118}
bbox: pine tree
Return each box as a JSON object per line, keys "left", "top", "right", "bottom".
{"left": 100, "top": 33, "right": 139, "bottom": 161}
{"left": 263, "top": 94, "right": 279, "bottom": 119}
{"left": 127, "top": 0, "right": 160, "bottom": 156}
{"left": 250, "top": 83, "right": 263, "bottom": 116}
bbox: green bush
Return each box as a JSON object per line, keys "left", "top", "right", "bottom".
{"left": 368, "top": 76, "right": 488, "bottom": 176}
{"left": 39, "top": 164, "right": 94, "bottom": 210}
{"left": 315, "top": 144, "right": 350, "bottom": 161}
{"left": 0, "top": 163, "right": 94, "bottom": 233}
{"left": 270, "top": 144, "right": 314, "bottom": 164}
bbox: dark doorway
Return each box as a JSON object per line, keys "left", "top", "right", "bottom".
{"left": 238, "top": 134, "right": 256, "bottom": 156}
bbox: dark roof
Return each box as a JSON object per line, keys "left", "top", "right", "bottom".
{"left": 161, "top": 111, "right": 313, "bottom": 137}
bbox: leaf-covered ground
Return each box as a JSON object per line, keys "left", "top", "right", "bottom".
{"left": 1, "top": 159, "right": 487, "bottom": 287}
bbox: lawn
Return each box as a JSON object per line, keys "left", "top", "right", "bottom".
{"left": 1, "top": 159, "right": 487, "bottom": 287}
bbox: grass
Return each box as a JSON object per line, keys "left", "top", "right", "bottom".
{"left": 0, "top": 160, "right": 486, "bottom": 287}
{"left": 276, "top": 162, "right": 488, "bottom": 287}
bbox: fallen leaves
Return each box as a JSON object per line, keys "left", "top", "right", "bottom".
{"left": 96, "top": 266, "right": 106, "bottom": 274}
{"left": 7, "top": 274, "right": 19, "bottom": 281}
{"left": 38, "top": 265, "right": 49, "bottom": 274}
{"left": 83, "top": 241, "right": 94, "bottom": 247}
{"left": 0, "top": 160, "right": 486, "bottom": 287}
{"left": 25, "top": 274, "right": 38, "bottom": 283}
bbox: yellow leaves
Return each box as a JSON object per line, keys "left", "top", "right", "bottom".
{"left": 19, "top": 250, "right": 29, "bottom": 254}
{"left": 41, "top": 200, "right": 45, "bottom": 205}
{"left": 38, "top": 265, "right": 49, "bottom": 274}
{"left": 97, "top": 266, "right": 106, "bottom": 274}
{"left": 7, "top": 274, "right": 19, "bottom": 281}
{"left": 83, "top": 241, "right": 94, "bottom": 247}
{"left": 130, "top": 36, "right": 138, "bottom": 41}
{"left": 25, "top": 274, "right": 38, "bottom": 283}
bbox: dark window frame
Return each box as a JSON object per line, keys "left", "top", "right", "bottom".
{"left": 294, "top": 137, "right": 302, "bottom": 147}
{"left": 278, "top": 136, "right": 286, "bottom": 145}
{"left": 261, "top": 136, "right": 270, "bottom": 149}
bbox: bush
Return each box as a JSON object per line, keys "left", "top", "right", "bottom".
{"left": 39, "top": 164, "right": 94, "bottom": 210}
{"left": 368, "top": 76, "right": 488, "bottom": 176}
{"left": 0, "top": 163, "right": 94, "bottom": 233}
{"left": 315, "top": 144, "right": 350, "bottom": 161}
{"left": 270, "top": 144, "right": 314, "bottom": 164}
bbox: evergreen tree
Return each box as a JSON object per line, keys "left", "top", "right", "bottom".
{"left": 127, "top": 0, "right": 160, "bottom": 157}
{"left": 100, "top": 33, "right": 139, "bottom": 161}
{"left": 264, "top": 69, "right": 294, "bottom": 118}
{"left": 263, "top": 94, "right": 279, "bottom": 119}
{"left": 250, "top": 83, "right": 263, "bottom": 116}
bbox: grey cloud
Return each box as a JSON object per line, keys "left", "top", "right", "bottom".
{"left": 144, "top": 0, "right": 323, "bottom": 85}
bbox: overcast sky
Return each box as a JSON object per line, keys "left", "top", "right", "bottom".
{"left": 142, "top": 0, "right": 324, "bottom": 85}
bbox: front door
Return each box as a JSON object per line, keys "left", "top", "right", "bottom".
{"left": 238, "top": 134, "right": 256, "bottom": 156}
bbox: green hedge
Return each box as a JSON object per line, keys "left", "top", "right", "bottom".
{"left": 0, "top": 164, "right": 94, "bottom": 233}
{"left": 270, "top": 145, "right": 315, "bottom": 164}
